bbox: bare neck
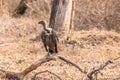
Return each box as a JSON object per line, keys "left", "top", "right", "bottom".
{"left": 41, "top": 22, "right": 49, "bottom": 32}
{"left": 43, "top": 24, "right": 47, "bottom": 31}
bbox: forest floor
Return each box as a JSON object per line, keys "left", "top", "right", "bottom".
{"left": 0, "top": 17, "right": 120, "bottom": 80}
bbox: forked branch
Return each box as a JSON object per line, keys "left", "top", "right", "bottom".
{"left": 0, "top": 55, "right": 119, "bottom": 80}
{"left": 84, "top": 56, "right": 120, "bottom": 80}
{"left": 0, "top": 55, "right": 56, "bottom": 80}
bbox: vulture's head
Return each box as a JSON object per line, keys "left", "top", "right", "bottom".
{"left": 38, "top": 20, "right": 46, "bottom": 25}
{"left": 38, "top": 20, "right": 52, "bottom": 33}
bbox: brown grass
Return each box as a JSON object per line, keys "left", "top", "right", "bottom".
{"left": 0, "top": 0, "right": 120, "bottom": 79}
{"left": 0, "top": 0, "right": 51, "bottom": 18}
{"left": 75, "top": 0, "right": 120, "bottom": 32}
{"left": 0, "top": 0, "right": 120, "bottom": 32}
{"left": 0, "top": 17, "right": 120, "bottom": 79}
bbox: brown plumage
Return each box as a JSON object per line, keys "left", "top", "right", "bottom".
{"left": 38, "top": 20, "right": 59, "bottom": 55}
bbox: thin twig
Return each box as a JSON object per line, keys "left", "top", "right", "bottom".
{"left": 113, "top": 57, "right": 120, "bottom": 61}
{"left": 32, "top": 70, "right": 62, "bottom": 80}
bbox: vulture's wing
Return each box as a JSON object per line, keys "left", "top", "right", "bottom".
{"left": 41, "top": 31, "right": 46, "bottom": 43}
{"left": 52, "top": 31, "right": 59, "bottom": 43}
{"left": 41, "top": 31, "right": 48, "bottom": 51}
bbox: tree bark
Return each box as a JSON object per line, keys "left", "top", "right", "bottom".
{"left": 49, "top": 0, "right": 73, "bottom": 34}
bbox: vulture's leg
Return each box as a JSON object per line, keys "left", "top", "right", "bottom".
{"left": 55, "top": 43, "right": 58, "bottom": 53}
{"left": 49, "top": 49, "right": 54, "bottom": 54}
{"left": 47, "top": 49, "right": 51, "bottom": 56}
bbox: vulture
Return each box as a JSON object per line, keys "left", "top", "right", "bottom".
{"left": 38, "top": 20, "right": 59, "bottom": 55}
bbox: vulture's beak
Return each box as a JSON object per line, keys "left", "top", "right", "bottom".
{"left": 38, "top": 21, "right": 41, "bottom": 24}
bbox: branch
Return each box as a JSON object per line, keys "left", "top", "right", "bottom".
{"left": 113, "top": 56, "right": 120, "bottom": 60}
{"left": 0, "top": 55, "right": 119, "bottom": 80}
{"left": 0, "top": 69, "right": 22, "bottom": 80}
{"left": 0, "top": 55, "right": 85, "bottom": 80}
{"left": 0, "top": 55, "right": 56, "bottom": 80}
{"left": 32, "top": 70, "right": 62, "bottom": 80}
{"left": 88, "top": 60, "right": 112, "bottom": 77}
{"left": 20, "top": 55, "right": 56, "bottom": 78}
{"left": 58, "top": 56, "right": 86, "bottom": 74}
{"left": 86, "top": 56, "right": 120, "bottom": 79}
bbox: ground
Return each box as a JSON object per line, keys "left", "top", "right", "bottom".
{"left": 0, "top": 17, "right": 120, "bottom": 80}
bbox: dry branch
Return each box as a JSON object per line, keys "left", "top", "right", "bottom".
{"left": 85, "top": 60, "right": 112, "bottom": 80}
{"left": 0, "top": 55, "right": 83, "bottom": 80}
{"left": 83, "top": 56, "right": 120, "bottom": 80}
{"left": 32, "top": 70, "right": 62, "bottom": 80}
{"left": 58, "top": 56, "right": 86, "bottom": 73}
{"left": 20, "top": 55, "right": 56, "bottom": 77}
{"left": 0, "top": 69, "right": 22, "bottom": 80}
{"left": 113, "top": 56, "right": 120, "bottom": 61}
{"left": 0, "top": 55, "right": 119, "bottom": 80}
{"left": 0, "top": 55, "right": 56, "bottom": 80}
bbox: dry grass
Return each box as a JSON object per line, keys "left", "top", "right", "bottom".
{"left": 0, "top": 0, "right": 120, "bottom": 79}
{"left": 0, "top": 0, "right": 120, "bottom": 32}
{"left": 0, "top": 0, "right": 51, "bottom": 18}
{"left": 74, "top": 0, "right": 120, "bottom": 32}
{"left": 0, "top": 17, "right": 120, "bottom": 79}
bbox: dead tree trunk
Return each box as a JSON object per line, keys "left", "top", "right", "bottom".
{"left": 49, "top": 0, "right": 73, "bottom": 34}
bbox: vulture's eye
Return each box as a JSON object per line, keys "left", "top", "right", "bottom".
{"left": 46, "top": 31, "right": 49, "bottom": 33}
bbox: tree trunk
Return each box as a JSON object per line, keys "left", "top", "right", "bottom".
{"left": 49, "top": 0, "right": 73, "bottom": 34}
